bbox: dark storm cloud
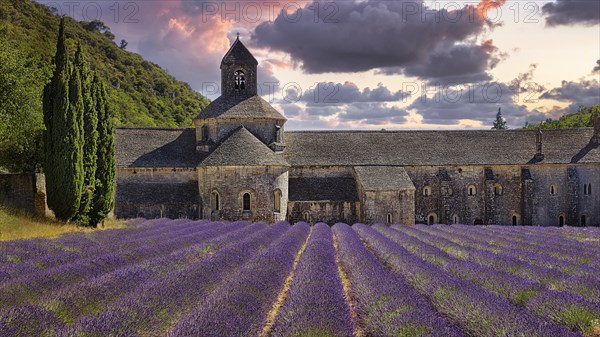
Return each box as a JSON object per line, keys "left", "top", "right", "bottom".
{"left": 542, "top": 0, "right": 600, "bottom": 26}
{"left": 340, "top": 103, "right": 409, "bottom": 124}
{"left": 304, "top": 105, "right": 341, "bottom": 117}
{"left": 410, "top": 82, "right": 548, "bottom": 126}
{"left": 540, "top": 79, "right": 600, "bottom": 108}
{"left": 593, "top": 60, "right": 600, "bottom": 74}
{"left": 300, "top": 102, "right": 409, "bottom": 125}
{"left": 300, "top": 82, "right": 409, "bottom": 105}
{"left": 539, "top": 79, "right": 600, "bottom": 115}
{"left": 380, "top": 42, "right": 503, "bottom": 84}
{"left": 253, "top": 0, "right": 497, "bottom": 75}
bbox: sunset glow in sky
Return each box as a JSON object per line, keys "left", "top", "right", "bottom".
{"left": 41, "top": 0, "right": 600, "bottom": 130}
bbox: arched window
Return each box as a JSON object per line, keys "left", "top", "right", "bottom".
{"left": 387, "top": 213, "right": 393, "bottom": 224}
{"left": 584, "top": 183, "right": 592, "bottom": 195}
{"left": 550, "top": 184, "right": 557, "bottom": 195}
{"left": 559, "top": 215, "right": 565, "bottom": 227}
{"left": 427, "top": 213, "right": 437, "bottom": 225}
{"left": 452, "top": 214, "right": 459, "bottom": 225}
{"left": 581, "top": 215, "right": 587, "bottom": 226}
{"left": 423, "top": 185, "right": 431, "bottom": 197}
{"left": 234, "top": 70, "right": 245, "bottom": 90}
{"left": 242, "top": 192, "right": 251, "bottom": 211}
{"left": 178, "top": 212, "right": 185, "bottom": 219}
{"left": 468, "top": 184, "right": 477, "bottom": 196}
{"left": 201, "top": 125, "right": 209, "bottom": 142}
{"left": 512, "top": 213, "right": 521, "bottom": 226}
{"left": 212, "top": 191, "right": 220, "bottom": 211}
{"left": 494, "top": 184, "right": 503, "bottom": 196}
{"left": 274, "top": 189, "right": 281, "bottom": 213}
{"left": 303, "top": 211, "right": 310, "bottom": 222}
{"left": 275, "top": 124, "right": 283, "bottom": 143}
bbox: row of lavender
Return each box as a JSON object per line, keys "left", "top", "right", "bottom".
{"left": 0, "top": 220, "right": 356, "bottom": 336}
{"left": 1, "top": 219, "right": 597, "bottom": 336}
{"left": 377, "top": 224, "right": 599, "bottom": 336}
{"left": 1, "top": 219, "right": 290, "bottom": 335}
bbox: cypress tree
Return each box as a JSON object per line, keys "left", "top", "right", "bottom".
{"left": 44, "top": 18, "right": 84, "bottom": 221}
{"left": 90, "top": 75, "right": 116, "bottom": 227}
{"left": 74, "top": 43, "right": 98, "bottom": 226}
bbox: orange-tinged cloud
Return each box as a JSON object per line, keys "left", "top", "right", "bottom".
{"left": 476, "top": 0, "right": 507, "bottom": 20}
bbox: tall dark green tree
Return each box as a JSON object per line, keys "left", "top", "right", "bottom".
{"left": 74, "top": 43, "right": 98, "bottom": 226}
{"left": 90, "top": 74, "right": 116, "bottom": 227}
{"left": 492, "top": 107, "right": 508, "bottom": 130}
{"left": 43, "top": 18, "right": 85, "bottom": 221}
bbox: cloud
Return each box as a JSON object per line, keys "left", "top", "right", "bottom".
{"left": 299, "top": 81, "right": 409, "bottom": 105}
{"left": 284, "top": 102, "right": 409, "bottom": 128}
{"left": 540, "top": 79, "right": 600, "bottom": 112}
{"left": 593, "top": 60, "right": 600, "bottom": 74}
{"left": 339, "top": 103, "right": 409, "bottom": 124}
{"left": 409, "top": 82, "right": 548, "bottom": 126}
{"left": 253, "top": 0, "right": 505, "bottom": 78}
{"left": 380, "top": 40, "right": 505, "bottom": 84}
{"left": 508, "top": 64, "right": 545, "bottom": 95}
{"left": 542, "top": 0, "right": 600, "bottom": 27}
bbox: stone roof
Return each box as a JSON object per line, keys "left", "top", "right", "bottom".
{"left": 115, "top": 127, "right": 200, "bottom": 168}
{"left": 221, "top": 37, "right": 257, "bottom": 67}
{"left": 354, "top": 166, "right": 415, "bottom": 191}
{"left": 196, "top": 94, "right": 286, "bottom": 120}
{"left": 284, "top": 128, "right": 600, "bottom": 166}
{"left": 200, "top": 127, "right": 289, "bottom": 167}
{"left": 115, "top": 127, "right": 600, "bottom": 168}
{"left": 289, "top": 177, "right": 359, "bottom": 202}
{"left": 116, "top": 181, "right": 199, "bottom": 205}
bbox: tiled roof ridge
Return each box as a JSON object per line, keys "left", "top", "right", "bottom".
{"left": 284, "top": 127, "right": 595, "bottom": 134}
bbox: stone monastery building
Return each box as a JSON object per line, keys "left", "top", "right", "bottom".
{"left": 115, "top": 37, "right": 600, "bottom": 226}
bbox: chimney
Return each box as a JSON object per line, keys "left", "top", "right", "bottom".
{"left": 592, "top": 112, "right": 600, "bottom": 145}
{"left": 535, "top": 129, "right": 544, "bottom": 160}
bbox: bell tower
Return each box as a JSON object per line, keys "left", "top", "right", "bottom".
{"left": 221, "top": 34, "right": 258, "bottom": 96}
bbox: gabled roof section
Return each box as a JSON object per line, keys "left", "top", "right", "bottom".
{"left": 196, "top": 94, "right": 286, "bottom": 120}
{"left": 115, "top": 127, "right": 200, "bottom": 168}
{"left": 354, "top": 166, "right": 415, "bottom": 191}
{"left": 201, "top": 127, "right": 289, "bottom": 166}
{"left": 221, "top": 36, "right": 258, "bottom": 67}
{"left": 284, "top": 129, "right": 600, "bottom": 166}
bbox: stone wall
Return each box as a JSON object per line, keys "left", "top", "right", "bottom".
{"left": 111, "top": 163, "right": 598, "bottom": 226}
{"left": 529, "top": 164, "right": 600, "bottom": 226}
{"left": 287, "top": 201, "right": 359, "bottom": 225}
{"left": 361, "top": 190, "right": 415, "bottom": 225}
{"left": 115, "top": 168, "right": 200, "bottom": 219}
{"left": 0, "top": 173, "right": 47, "bottom": 216}
{"left": 198, "top": 166, "right": 288, "bottom": 222}
{"left": 404, "top": 164, "right": 599, "bottom": 226}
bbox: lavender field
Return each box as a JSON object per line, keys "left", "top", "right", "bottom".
{"left": 0, "top": 219, "right": 599, "bottom": 337}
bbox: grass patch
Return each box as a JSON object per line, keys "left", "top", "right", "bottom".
{"left": 511, "top": 289, "right": 539, "bottom": 306}
{"left": 555, "top": 305, "right": 599, "bottom": 334}
{"left": 0, "top": 207, "right": 127, "bottom": 241}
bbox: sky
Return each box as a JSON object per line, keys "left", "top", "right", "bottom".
{"left": 39, "top": 0, "right": 600, "bottom": 130}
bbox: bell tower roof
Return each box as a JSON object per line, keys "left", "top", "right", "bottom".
{"left": 220, "top": 35, "right": 258, "bottom": 69}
